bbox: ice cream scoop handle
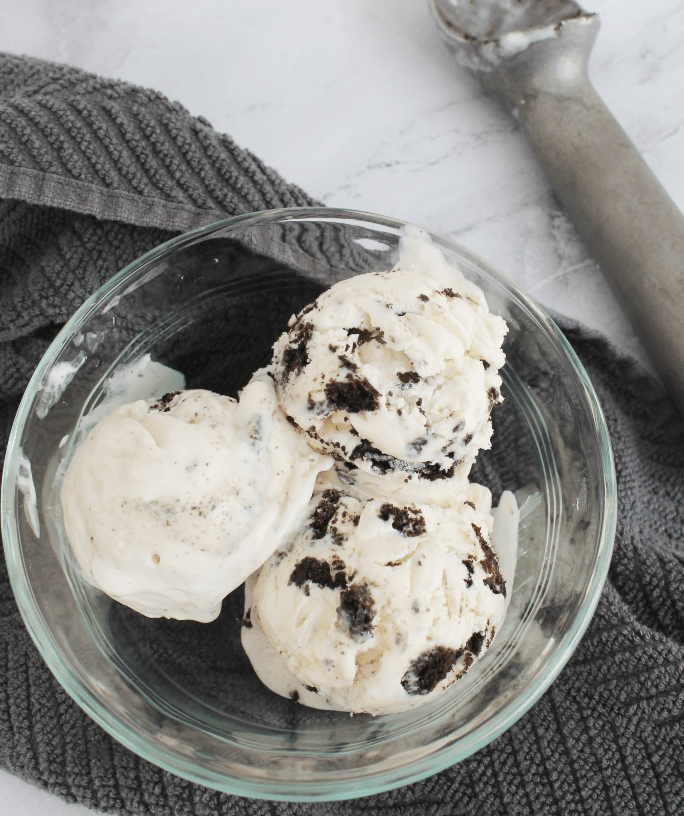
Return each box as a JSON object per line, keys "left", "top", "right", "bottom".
{"left": 518, "top": 82, "right": 684, "bottom": 413}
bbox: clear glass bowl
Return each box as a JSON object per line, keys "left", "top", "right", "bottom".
{"left": 2, "top": 208, "right": 616, "bottom": 801}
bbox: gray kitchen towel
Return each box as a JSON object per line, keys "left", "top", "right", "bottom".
{"left": 1, "top": 52, "right": 683, "bottom": 816}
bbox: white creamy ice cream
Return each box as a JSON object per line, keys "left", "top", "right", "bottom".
{"left": 272, "top": 230, "right": 507, "bottom": 481}
{"left": 242, "top": 482, "right": 507, "bottom": 715}
{"left": 61, "top": 373, "right": 332, "bottom": 622}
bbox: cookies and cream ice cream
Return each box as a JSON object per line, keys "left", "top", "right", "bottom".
{"left": 242, "top": 482, "right": 507, "bottom": 715}
{"left": 61, "top": 374, "right": 332, "bottom": 622}
{"left": 271, "top": 231, "right": 507, "bottom": 481}
{"left": 60, "top": 227, "right": 516, "bottom": 715}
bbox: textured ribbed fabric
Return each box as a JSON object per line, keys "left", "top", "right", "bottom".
{"left": 0, "top": 54, "right": 314, "bottom": 230}
{"left": 1, "top": 53, "right": 683, "bottom": 816}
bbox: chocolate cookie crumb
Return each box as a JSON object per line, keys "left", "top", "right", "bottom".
{"left": 350, "top": 439, "right": 389, "bottom": 472}
{"left": 350, "top": 438, "right": 455, "bottom": 480}
{"left": 378, "top": 503, "right": 427, "bottom": 537}
{"left": 330, "top": 527, "right": 346, "bottom": 546}
{"left": 310, "top": 490, "right": 342, "bottom": 539}
{"left": 295, "top": 302, "right": 316, "bottom": 321}
{"left": 290, "top": 690, "right": 299, "bottom": 702}
{"left": 472, "top": 523, "right": 506, "bottom": 597}
{"left": 408, "top": 436, "right": 428, "bottom": 455}
{"left": 471, "top": 523, "right": 487, "bottom": 548}
{"left": 289, "top": 556, "right": 347, "bottom": 591}
{"left": 331, "top": 556, "right": 346, "bottom": 572}
{"left": 306, "top": 425, "right": 322, "bottom": 443}
{"left": 280, "top": 321, "right": 314, "bottom": 383}
{"left": 465, "top": 631, "right": 485, "bottom": 655}
{"left": 462, "top": 558, "right": 474, "bottom": 588}
{"left": 441, "top": 288, "right": 461, "bottom": 299}
{"left": 338, "top": 355, "right": 358, "bottom": 371}
{"left": 413, "top": 460, "right": 455, "bottom": 480}
{"left": 488, "top": 386, "right": 501, "bottom": 404}
{"left": 337, "top": 583, "right": 375, "bottom": 640}
{"left": 305, "top": 685, "right": 318, "bottom": 694}
{"left": 160, "top": 391, "right": 180, "bottom": 405}
{"left": 418, "top": 294, "right": 429, "bottom": 302}
{"left": 483, "top": 572, "right": 506, "bottom": 596}
{"left": 150, "top": 391, "right": 181, "bottom": 412}
{"left": 401, "top": 646, "right": 464, "bottom": 695}
{"left": 465, "top": 501, "right": 475, "bottom": 510}
{"left": 346, "top": 327, "right": 386, "bottom": 346}
{"left": 325, "top": 378, "right": 380, "bottom": 413}
{"left": 397, "top": 371, "right": 421, "bottom": 384}
{"left": 241, "top": 609, "right": 253, "bottom": 628}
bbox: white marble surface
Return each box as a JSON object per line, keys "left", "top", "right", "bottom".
{"left": 0, "top": 0, "right": 683, "bottom": 811}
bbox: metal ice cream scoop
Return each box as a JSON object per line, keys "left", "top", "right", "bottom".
{"left": 430, "top": 0, "right": 684, "bottom": 415}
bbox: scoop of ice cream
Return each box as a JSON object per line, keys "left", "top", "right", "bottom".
{"left": 243, "top": 482, "right": 506, "bottom": 715}
{"left": 271, "top": 230, "right": 507, "bottom": 480}
{"left": 61, "top": 374, "right": 332, "bottom": 622}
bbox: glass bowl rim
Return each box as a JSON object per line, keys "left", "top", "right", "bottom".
{"left": 2, "top": 206, "right": 617, "bottom": 801}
